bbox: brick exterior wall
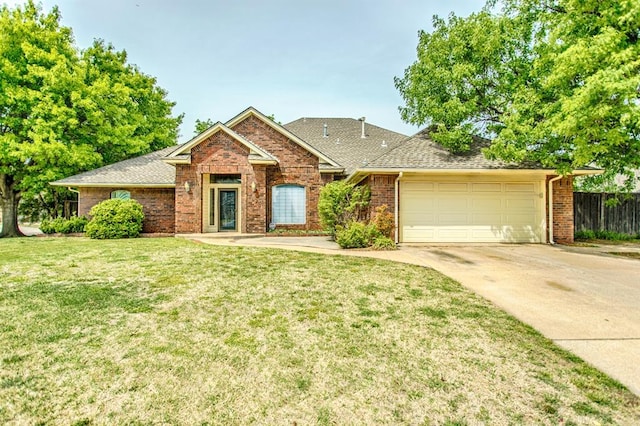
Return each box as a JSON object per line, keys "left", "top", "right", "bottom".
{"left": 548, "top": 175, "right": 574, "bottom": 244}
{"left": 367, "top": 174, "right": 398, "bottom": 239}
{"left": 78, "top": 187, "right": 175, "bottom": 233}
{"left": 174, "top": 114, "right": 325, "bottom": 233}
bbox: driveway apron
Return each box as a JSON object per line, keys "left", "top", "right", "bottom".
{"left": 397, "top": 244, "right": 640, "bottom": 396}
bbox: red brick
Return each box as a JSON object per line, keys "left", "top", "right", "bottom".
{"left": 78, "top": 187, "right": 175, "bottom": 233}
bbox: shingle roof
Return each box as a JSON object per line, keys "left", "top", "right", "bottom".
{"left": 284, "top": 118, "right": 408, "bottom": 175}
{"left": 365, "top": 129, "right": 535, "bottom": 170}
{"left": 51, "top": 145, "right": 178, "bottom": 187}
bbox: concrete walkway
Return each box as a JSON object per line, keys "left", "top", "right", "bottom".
{"left": 186, "top": 234, "right": 640, "bottom": 395}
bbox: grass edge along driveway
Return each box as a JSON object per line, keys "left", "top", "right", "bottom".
{"left": 0, "top": 238, "right": 638, "bottom": 425}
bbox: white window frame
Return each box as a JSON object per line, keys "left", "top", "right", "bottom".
{"left": 272, "top": 184, "right": 306, "bottom": 225}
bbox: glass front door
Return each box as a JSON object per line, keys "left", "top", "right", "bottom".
{"left": 218, "top": 189, "right": 237, "bottom": 231}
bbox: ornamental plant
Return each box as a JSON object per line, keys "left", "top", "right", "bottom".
{"left": 85, "top": 199, "right": 144, "bottom": 239}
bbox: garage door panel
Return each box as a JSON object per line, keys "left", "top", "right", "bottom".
{"left": 404, "top": 212, "right": 436, "bottom": 224}
{"left": 472, "top": 198, "right": 502, "bottom": 210}
{"left": 400, "top": 179, "right": 543, "bottom": 243}
{"left": 436, "top": 228, "right": 472, "bottom": 240}
{"left": 506, "top": 183, "right": 536, "bottom": 193}
{"left": 472, "top": 183, "right": 502, "bottom": 192}
{"left": 437, "top": 198, "right": 468, "bottom": 210}
{"left": 505, "top": 198, "right": 536, "bottom": 210}
{"left": 438, "top": 213, "right": 469, "bottom": 225}
{"left": 438, "top": 183, "right": 468, "bottom": 192}
{"left": 471, "top": 213, "right": 502, "bottom": 225}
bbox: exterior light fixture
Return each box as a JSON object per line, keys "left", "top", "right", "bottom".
{"left": 184, "top": 181, "right": 190, "bottom": 193}
{"left": 251, "top": 181, "right": 257, "bottom": 192}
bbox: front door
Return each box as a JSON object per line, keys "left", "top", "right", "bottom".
{"left": 218, "top": 189, "right": 237, "bottom": 231}
{"left": 203, "top": 174, "right": 241, "bottom": 233}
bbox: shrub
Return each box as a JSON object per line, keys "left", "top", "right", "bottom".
{"left": 371, "top": 204, "right": 394, "bottom": 238}
{"left": 318, "top": 181, "right": 370, "bottom": 238}
{"left": 575, "top": 229, "right": 639, "bottom": 241}
{"left": 335, "top": 221, "right": 380, "bottom": 249}
{"left": 39, "top": 216, "right": 88, "bottom": 234}
{"left": 372, "top": 236, "right": 397, "bottom": 250}
{"left": 85, "top": 199, "right": 144, "bottom": 239}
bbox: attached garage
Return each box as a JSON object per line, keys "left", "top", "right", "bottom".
{"left": 399, "top": 176, "right": 545, "bottom": 243}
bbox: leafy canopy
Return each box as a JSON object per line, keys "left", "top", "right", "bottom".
{"left": 0, "top": 1, "right": 182, "bottom": 235}
{"left": 396, "top": 0, "right": 640, "bottom": 189}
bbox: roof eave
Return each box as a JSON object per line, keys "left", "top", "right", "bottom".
{"left": 162, "top": 155, "right": 191, "bottom": 165}
{"left": 347, "top": 167, "right": 603, "bottom": 182}
{"left": 50, "top": 182, "right": 176, "bottom": 188}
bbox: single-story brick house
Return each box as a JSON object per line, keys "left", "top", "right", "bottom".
{"left": 52, "top": 107, "right": 599, "bottom": 243}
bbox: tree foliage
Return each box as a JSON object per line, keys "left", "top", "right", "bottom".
{"left": 0, "top": 1, "right": 182, "bottom": 236}
{"left": 396, "top": 0, "right": 640, "bottom": 189}
{"left": 194, "top": 118, "right": 214, "bottom": 135}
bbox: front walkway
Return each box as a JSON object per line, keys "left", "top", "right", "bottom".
{"left": 186, "top": 234, "right": 640, "bottom": 395}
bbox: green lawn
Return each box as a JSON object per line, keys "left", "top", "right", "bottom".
{"left": 0, "top": 238, "right": 638, "bottom": 424}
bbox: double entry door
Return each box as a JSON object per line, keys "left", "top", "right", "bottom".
{"left": 204, "top": 177, "right": 240, "bottom": 232}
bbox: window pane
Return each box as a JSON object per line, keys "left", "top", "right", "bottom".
{"left": 272, "top": 185, "right": 305, "bottom": 224}
{"left": 111, "top": 190, "right": 130, "bottom": 200}
{"left": 210, "top": 174, "right": 241, "bottom": 184}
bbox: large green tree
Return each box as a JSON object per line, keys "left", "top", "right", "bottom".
{"left": 396, "top": 0, "right": 640, "bottom": 188}
{"left": 0, "top": 1, "right": 182, "bottom": 236}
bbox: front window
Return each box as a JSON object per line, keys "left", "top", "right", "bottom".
{"left": 272, "top": 185, "right": 305, "bottom": 224}
{"left": 111, "top": 190, "right": 130, "bottom": 200}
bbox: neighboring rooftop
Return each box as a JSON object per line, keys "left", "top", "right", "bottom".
{"left": 51, "top": 145, "right": 178, "bottom": 187}
{"left": 284, "top": 117, "right": 408, "bottom": 175}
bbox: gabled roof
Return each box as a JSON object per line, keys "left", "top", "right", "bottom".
{"left": 163, "top": 121, "right": 277, "bottom": 165}
{"left": 51, "top": 145, "right": 178, "bottom": 187}
{"left": 226, "top": 107, "right": 341, "bottom": 169}
{"left": 284, "top": 117, "right": 407, "bottom": 175}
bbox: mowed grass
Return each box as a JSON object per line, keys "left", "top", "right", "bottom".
{"left": 0, "top": 238, "right": 638, "bottom": 425}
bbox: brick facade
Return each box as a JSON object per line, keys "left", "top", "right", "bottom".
{"left": 78, "top": 187, "right": 175, "bottom": 233}
{"left": 367, "top": 174, "right": 398, "bottom": 239}
{"left": 549, "top": 175, "right": 574, "bottom": 244}
{"left": 174, "top": 115, "right": 324, "bottom": 233}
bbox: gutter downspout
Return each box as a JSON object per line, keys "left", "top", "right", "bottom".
{"left": 394, "top": 172, "right": 403, "bottom": 244}
{"left": 547, "top": 175, "right": 563, "bottom": 244}
{"left": 67, "top": 187, "right": 79, "bottom": 194}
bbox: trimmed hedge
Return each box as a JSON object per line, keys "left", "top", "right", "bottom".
{"left": 85, "top": 199, "right": 144, "bottom": 239}
{"left": 40, "top": 216, "right": 88, "bottom": 234}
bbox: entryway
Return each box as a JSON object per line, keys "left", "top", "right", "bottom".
{"left": 203, "top": 174, "right": 241, "bottom": 232}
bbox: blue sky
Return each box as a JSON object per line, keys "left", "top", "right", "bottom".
{"left": 6, "top": 0, "right": 485, "bottom": 141}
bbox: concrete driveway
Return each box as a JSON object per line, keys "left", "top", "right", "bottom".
{"left": 397, "top": 243, "right": 640, "bottom": 395}
{"left": 190, "top": 234, "right": 640, "bottom": 395}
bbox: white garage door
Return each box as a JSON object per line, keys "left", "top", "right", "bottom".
{"left": 400, "top": 179, "right": 544, "bottom": 243}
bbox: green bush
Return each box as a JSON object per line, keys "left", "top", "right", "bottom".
{"left": 39, "top": 216, "right": 88, "bottom": 234}
{"left": 372, "top": 236, "right": 397, "bottom": 250}
{"left": 335, "top": 221, "right": 380, "bottom": 249}
{"left": 575, "top": 229, "right": 639, "bottom": 241}
{"left": 318, "top": 181, "right": 370, "bottom": 238}
{"left": 85, "top": 199, "right": 144, "bottom": 239}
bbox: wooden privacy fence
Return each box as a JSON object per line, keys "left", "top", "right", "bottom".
{"left": 574, "top": 192, "right": 640, "bottom": 235}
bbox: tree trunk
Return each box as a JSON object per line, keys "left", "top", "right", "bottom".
{"left": 0, "top": 174, "right": 24, "bottom": 238}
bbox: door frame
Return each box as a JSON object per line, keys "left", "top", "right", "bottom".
{"left": 203, "top": 175, "right": 242, "bottom": 233}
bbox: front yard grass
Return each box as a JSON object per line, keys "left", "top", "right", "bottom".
{"left": 0, "top": 238, "right": 638, "bottom": 424}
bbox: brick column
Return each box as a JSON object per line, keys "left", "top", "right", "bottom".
{"left": 551, "top": 176, "right": 574, "bottom": 244}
